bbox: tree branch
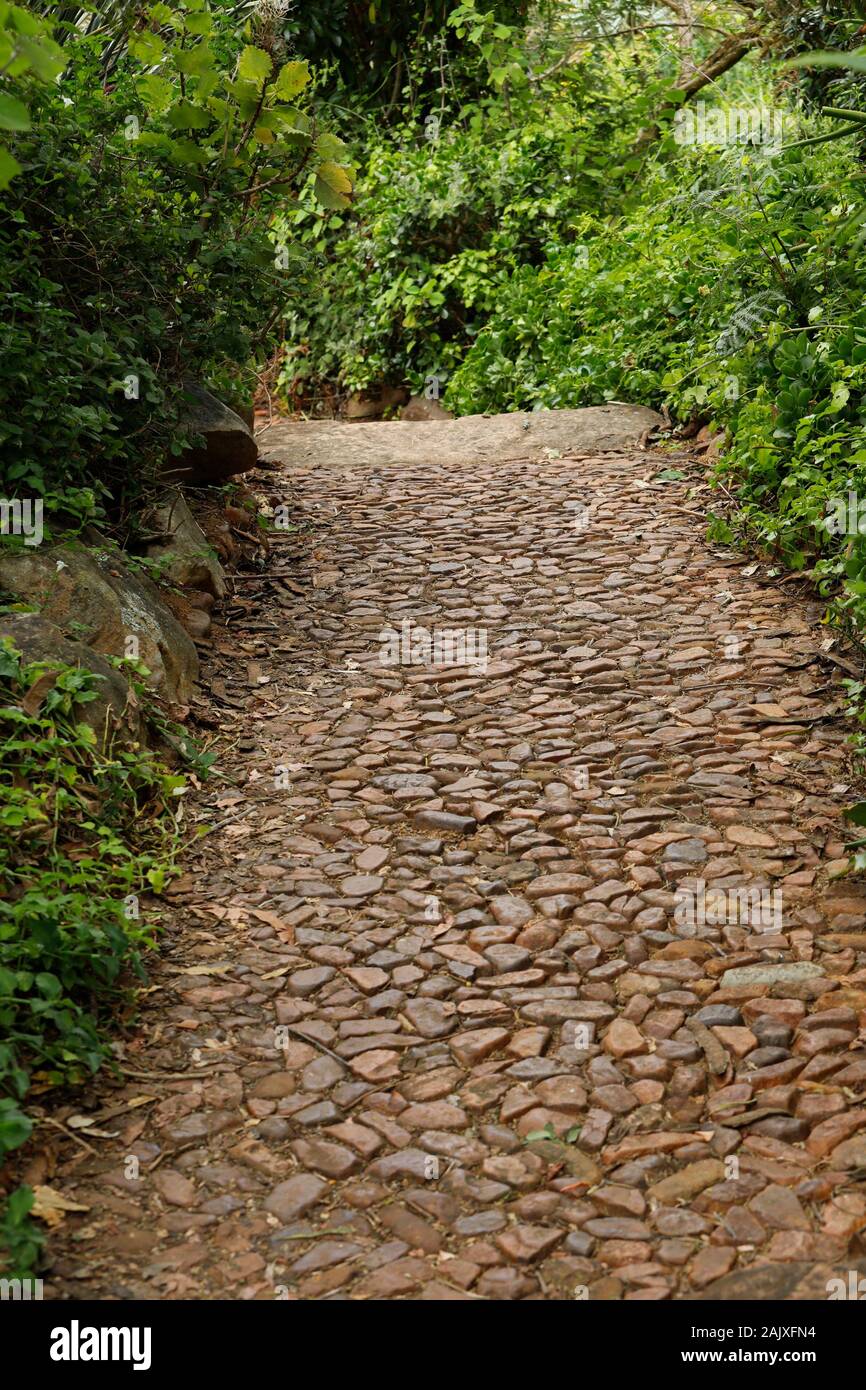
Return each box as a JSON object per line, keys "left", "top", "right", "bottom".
{"left": 532, "top": 22, "right": 735, "bottom": 84}
{"left": 632, "top": 27, "right": 763, "bottom": 154}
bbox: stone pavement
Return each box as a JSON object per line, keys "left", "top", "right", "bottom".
{"left": 42, "top": 429, "right": 866, "bottom": 1301}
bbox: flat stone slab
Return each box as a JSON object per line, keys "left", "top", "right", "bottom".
{"left": 720, "top": 963, "right": 825, "bottom": 990}
{"left": 259, "top": 405, "right": 663, "bottom": 469}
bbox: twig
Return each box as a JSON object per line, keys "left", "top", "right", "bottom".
{"left": 39, "top": 1116, "right": 100, "bottom": 1156}
{"left": 283, "top": 1026, "right": 347, "bottom": 1067}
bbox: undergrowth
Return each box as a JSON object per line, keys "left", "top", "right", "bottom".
{"left": 0, "top": 637, "right": 188, "bottom": 1274}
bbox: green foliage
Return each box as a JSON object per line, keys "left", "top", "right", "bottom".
{"left": 446, "top": 206, "right": 737, "bottom": 413}
{"left": 0, "top": 1, "right": 352, "bottom": 514}
{"left": 286, "top": 0, "right": 529, "bottom": 104}
{"left": 0, "top": 636, "right": 185, "bottom": 1272}
{"left": 0, "top": 1, "right": 65, "bottom": 187}
{"left": 278, "top": 39, "right": 662, "bottom": 403}
{"left": 0, "top": 1182, "right": 42, "bottom": 1274}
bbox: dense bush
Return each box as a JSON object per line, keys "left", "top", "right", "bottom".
{"left": 277, "top": 6, "right": 688, "bottom": 405}
{"left": 281, "top": 108, "right": 612, "bottom": 400}
{"left": 0, "top": 1, "right": 352, "bottom": 518}
{"left": 0, "top": 635, "right": 186, "bottom": 1269}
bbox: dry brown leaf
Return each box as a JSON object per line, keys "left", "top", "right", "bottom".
{"left": 21, "top": 670, "right": 58, "bottom": 716}
{"left": 31, "top": 1185, "right": 90, "bottom": 1227}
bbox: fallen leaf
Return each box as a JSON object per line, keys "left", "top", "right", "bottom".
{"left": 31, "top": 1185, "right": 90, "bottom": 1227}
{"left": 21, "top": 670, "right": 58, "bottom": 716}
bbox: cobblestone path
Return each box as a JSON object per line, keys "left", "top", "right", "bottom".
{"left": 45, "top": 436, "right": 866, "bottom": 1301}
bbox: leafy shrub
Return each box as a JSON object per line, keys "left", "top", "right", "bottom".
{"left": 281, "top": 109, "right": 608, "bottom": 398}
{"left": 0, "top": 2, "right": 352, "bottom": 516}
{"left": 0, "top": 637, "right": 185, "bottom": 1270}
{"left": 445, "top": 208, "right": 738, "bottom": 414}
{"left": 276, "top": 24, "right": 675, "bottom": 404}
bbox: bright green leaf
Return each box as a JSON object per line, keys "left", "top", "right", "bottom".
{"left": 0, "top": 144, "right": 21, "bottom": 188}
{"left": 314, "top": 159, "right": 353, "bottom": 210}
{"left": 129, "top": 30, "right": 165, "bottom": 66}
{"left": 238, "top": 44, "right": 272, "bottom": 89}
{"left": 273, "top": 59, "right": 310, "bottom": 100}
{"left": 0, "top": 90, "right": 28, "bottom": 131}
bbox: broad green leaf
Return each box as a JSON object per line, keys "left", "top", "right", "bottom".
{"left": 273, "top": 59, "right": 310, "bottom": 100}
{"left": 8, "top": 5, "right": 45, "bottom": 36}
{"left": 168, "top": 136, "right": 210, "bottom": 165}
{"left": 205, "top": 95, "right": 231, "bottom": 122}
{"left": 844, "top": 801, "right": 866, "bottom": 826}
{"left": 191, "top": 70, "right": 219, "bottom": 101}
{"left": 184, "top": 11, "right": 213, "bottom": 35}
{"left": 269, "top": 104, "right": 309, "bottom": 134}
{"left": 173, "top": 43, "right": 214, "bottom": 77}
{"left": 829, "top": 382, "right": 850, "bottom": 412}
{"left": 238, "top": 44, "right": 272, "bottom": 88}
{"left": 0, "top": 144, "right": 21, "bottom": 188}
{"left": 137, "top": 73, "right": 174, "bottom": 114}
{"left": 135, "top": 129, "right": 175, "bottom": 156}
{"left": 0, "top": 91, "right": 30, "bottom": 132}
{"left": 0, "top": 1100, "right": 31, "bottom": 1155}
{"left": 786, "top": 49, "right": 866, "bottom": 74}
{"left": 314, "top": 159, "right": 353, "bottom": 209}
{"left": 129, "top": 30, "right": 165, "bottom": 66}
{"left": 166, "top": 100, "right": 212, "bottom": 131}
{"left": 315, "top": 131, "right": 348, "bottom": 161}
{"left": 226, "top": 77, "right": 263, "bottom": 115}
{"left": 15, "top": 32, "right": 65, "bottom": 81}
